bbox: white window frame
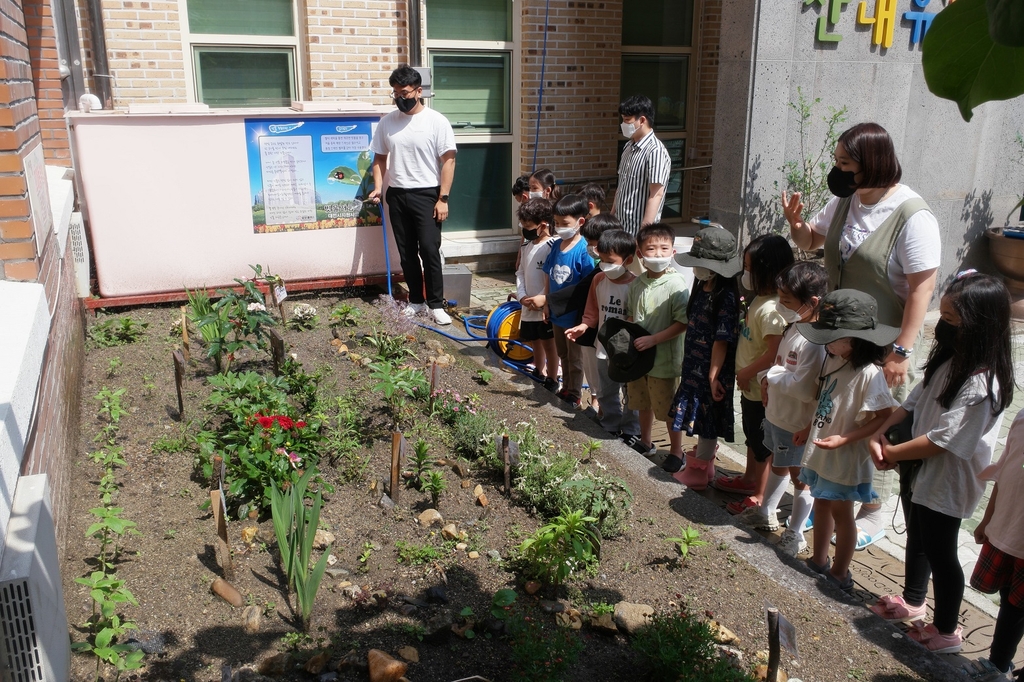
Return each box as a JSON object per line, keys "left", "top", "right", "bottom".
{"left": 177, "top": 0, "right": 304, "bottom": 106}
{"left": 424, "top": 0, "right": 519, "bottom": 236}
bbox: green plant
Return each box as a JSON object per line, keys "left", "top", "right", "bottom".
{"left": 369, "top": 362, "right": 429, "bottom": 428}
{"left": 71, "top": 572, "right": 144, "bottom": 681}
{"left": 358, "top": 541, "right": 374, "bottom": 572}
{"left": 395, "top": 540, "right": 441, "bottom": 565}
{"left": 152, "top": 431, "right": 190, "bottom": 454}
{"left": 505, "top": 608, "right": 583, "bottom": 682}
{"left": 280, "top": 356, "right": 325, "bottom": 414}
{"left": 490, "top": 588, "right": 517, "bottom": 620}
{"left": 288, "top": 302, "right": 319, "bottom": 331}
{"left": 475, "top": 368, "right": 493, "bottom": 385}
{"left": 408, "top": 439, "right": 433, "bottom": 490}
{"left": 514, "top": 450, "right": 579, "bottom": 518}
{"left": 197, "top": 265, "right": 277, "bottom": 371}
{"left": 185, "top": 286, "right": 221, "bottom": 345}
{"left": 329, "top": 302, "right": 362, "bottom": 328}
{"left": 588, "top": 601, "right": 614, "bottom": 616}
{"left": 632, "top": 609, "right": 756, "bottom": 681}
{"left": 775, "top": 87, "right": 848, "bottom": 225}
{"left": 141, "top": 374, "right": 156, "bottom": 397}
{"left": 560, "top": 470, "right": 633, "bottom": 538}
{"left": 922, "top": 0, "right": 1024, "bottom": 122}
{"left": 90, "top": 317, "right": 148, "bottom": 347}
{"left": 95, "top": 387, "right": 127, "bottom": 424}
{"left": 422, "top": 470, "right": 447, "bottom": 508}
{"left": 666, "top": 526, "right": 708, "bottom": 560}
{"left": 270, "top": 467, "right": 333, "bottom": 631}
{"left": 517, "top": 509, "right": 599, "bottom": 588}
{"left": 363, "top": 327, "right": 416, "bottom": 363}
{"left": 107, "top": 357, "right": 122, "bottom": 378}
{"left": 321, "top": 393, "right": 370, "bottom": 483}
{"left": 87, "top": 507, "right": 140, "bottom": 572}
{"left": 580, "top": 438, "right": 601, "bottom": 461}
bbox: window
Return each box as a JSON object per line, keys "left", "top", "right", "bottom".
{"left": 426, "top": 0, "right": 515, "bottom": 233}
{"left": 620, "top": 0, "right": 698, "bottom": 220}
{"left": 182, "top": 0, "right": 300, "bottom": 106}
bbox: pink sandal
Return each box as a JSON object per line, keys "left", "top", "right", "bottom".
{"left": 869, "top": 594, "right": 927, "bottom": 623}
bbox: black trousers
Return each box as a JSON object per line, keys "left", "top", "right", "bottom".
{"left": 991, "top": 584, "right": 1024, "bottom": 672}
{"left": 386, "top": 186, "right": 443, "bottom": 308}
{"left": 902, "top": 498, "right": 964, "bottom": 633}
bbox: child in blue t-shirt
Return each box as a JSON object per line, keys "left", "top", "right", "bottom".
{"left": 537, "top": 194, "right": 595, "bottom": 408}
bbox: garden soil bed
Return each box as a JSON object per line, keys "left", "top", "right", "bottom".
{"left": 62, "top": 288, "right": 955, "bottom": 682}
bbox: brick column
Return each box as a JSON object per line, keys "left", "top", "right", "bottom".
{"left": 24, "top": 0, "right": 71, "bottom": 165}
{"left": 1, "top": 0, "right": 44, "bottom": 281}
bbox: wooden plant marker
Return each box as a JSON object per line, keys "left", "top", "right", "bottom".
{"left": 180, "top": 306, "right": 190, "bottom": 363}
{"left": 270, "top": 280, "right": 288, "bottom": 323}
{"left": 763, "top": 601, "right": 797, "bottom": 682}
{"left": 388, "top": 432, "right": 407, "bottom": 504}
{"left": 268, "top": 328, "right": 285, "bottom": 375}
{"left": 429, "top": 361, "right": 440, "bottom": 395}
{"left": 172, "top": 349, "right": 186, "bottom": 418}
{"left": 501, "top": 435, "right": 511, "bottom": 496}
{"left": 210, "top": 455, "right": 234, "bottom": 580}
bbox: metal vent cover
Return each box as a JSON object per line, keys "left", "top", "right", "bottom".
{"left": 0, "top": 580, "right": 43, "bottom": 682}
{"left": 68, "top": 212, "right": 91, "bottom": 297}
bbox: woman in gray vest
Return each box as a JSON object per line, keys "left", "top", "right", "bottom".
{"left": 782, "top": 122, "right": 941, "bottom": 550}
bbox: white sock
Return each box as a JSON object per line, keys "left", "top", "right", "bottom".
{"left": 856, "top": 504, "right": 885, "bottom": 537}
{"left": 790, "top": 488, "right": 813, "bottom": 533}
{"left": 760, "top": 471, "right": 789, "bottom": 517}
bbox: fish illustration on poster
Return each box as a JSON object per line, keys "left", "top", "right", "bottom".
{"left": 245, "top": 117, "right": 382, "bottom": 233}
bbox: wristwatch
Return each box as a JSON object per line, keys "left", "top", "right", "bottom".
{"left": 893, "top": 344, "right": 913, "bottom": 358}
{"left": 439, "top": 194, "right": 449, "bottom": 202}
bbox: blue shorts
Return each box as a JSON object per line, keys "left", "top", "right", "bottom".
{"left": 799, "top": 468, "right": 879, "bottom": 504}
{"left": 762, "top": 420, "right": 806, "bottom": 468}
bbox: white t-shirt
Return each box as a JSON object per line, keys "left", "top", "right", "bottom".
{"left": 809, "top": 185, "right": 941, "bottom": 301}
{"left": 591, "top": 274, "right": 631, "bottom": 360}
{"left": 762, "top": 325, "right": 826, "bottom": 434}
{"left": 903, "top": 361, "right": 1005, "bottom": 519}
{"left": 369, "top": 107, "right": 457, "bottom": 189}
{"left": 979, "top": 407, "right": 1024, "bottom": 558}
{"left": 515, "top": 238, "right": 555, "bottom": 322}
{"left": 803, "top": 358, "right": 899, "bottom": 486}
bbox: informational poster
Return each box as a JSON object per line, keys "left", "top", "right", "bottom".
{"left": 245, "top": 117, "right": 381, "bottom": 233}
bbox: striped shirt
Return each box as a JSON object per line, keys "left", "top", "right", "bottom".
{"left": 613, "top": 130, "right": 672, "bottom": 235}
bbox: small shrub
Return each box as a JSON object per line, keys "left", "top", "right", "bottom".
{"left": 363, "top": 328, "right": 415, "bottom": 364}
{"left": 505, "top": 608, "right": 583, "bottom": 682}
{"left": 517, "top": 509, "right": 599, "bottom": 588}
{"left": 90, "top": 317, "right": 148, "bottom": 347}
{"left": 450, "top": 409, "right": 497, "bottom": 459}
{"left": 407, "top": 439, "right": 433, "bottom": 490}
{"left": 422, "top": 470, "right": 446, "bottom": 508}
{"left": 560, "top": 469, "right": 633, "bottom": 538}
{"left": 632, "top": 609, "right": 756, "bottom": 681}
{"left": 322, "top": 393, "right": 369, "bottom": 483}
{"left": 329, "top": 302, "right": 362, "bottom": 328}
{"left": 514, "top": 450, "right": 578, "bottom": 517}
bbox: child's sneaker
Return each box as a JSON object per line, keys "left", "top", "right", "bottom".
{"left": 620, "top": 433, "right": 643, "bottom": 448}
{"left": 542, "top": 377, "right": 559, "bottom": 392}
{"left": 963, "top": 658, "right": 1014, "bottom": 681}
{"left": 735, "top": 506, "right": 780, "bottom": 531}
{"left": 725, "top": 496, "right": 758, "bottom": 515}
{"left": 786, "top": 513, "right": 814, "bottom": 533}
{"left": 776, "top": 528, "right": 807, "bottom": 556}
{"left": 870, "top": 594, "right": 927, "bottom": 623}
{"left": 712, "top": 474, "right": 757, "bottom": 495}
{"left": 631, "top": 440, "right": 657, "bottom": 457}
{"left": 908, "top": 622, "right": 963, "bottom": 654}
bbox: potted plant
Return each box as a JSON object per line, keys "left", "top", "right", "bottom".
{"left": 985, "top": 132, "right": 1024, "bottom": 318}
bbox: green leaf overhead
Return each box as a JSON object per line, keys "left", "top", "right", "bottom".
{"left": 922, "top": 0, "right": 1024, "bottom": 121}
{"left": 987, "top": 0, "right": 1024, "bottom": 47}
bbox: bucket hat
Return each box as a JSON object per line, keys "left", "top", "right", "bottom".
{"left": 597, "top": 318, "right": 656, "bottom": 383}
{"left": 675, "top": 227, "right": 743, "bottom": 278}
{"left": 796, "top": 289, "right": 900, "bottom": 347}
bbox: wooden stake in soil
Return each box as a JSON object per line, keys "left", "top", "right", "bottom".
{"left": 429, "top": 361, "right": 440, "bottom": 394}
{"left": 270, "top": 280, "right": 288, "bottom": 323}
{"left": 172, "top": 349, "right": 186, "bottom": 418}
{"left": 268, "top": 328, "right": 285, "bottom": 375}
{"left": 501, "top": 434, "right": 511, "bottom": 496}
{"left": 180, "top": 306, "right": 190, "bottom": 363}
{"left": 766, "top": 607, "right": 780, "bottom": 682}
{"left": 210, "top": 455, "right": 234, "bottom": 580}
{"left": 389, "top": 432, "right": 403, "bottom": 504}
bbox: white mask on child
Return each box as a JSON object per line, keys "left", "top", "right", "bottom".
{"left": 599, "top": 261, "right": 626, "bottom": 279}
{"left": 741, "top": 271, "right": 753, "bottom": 291}
{"left": 776, "top": 303, "right": 804, "bottom": 324}
{"left": 529, "top": 191, "right": 544, "bottom": 199}
{"left": 555, "top": 226, "right": 578, "bottom": 240}
{"left": 692, "top": 266, "right": 713, "bottom": 281}
{"left": 642, "top": 256, "right": 673, "bottom": 273}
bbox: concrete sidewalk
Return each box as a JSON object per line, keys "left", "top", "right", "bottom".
{"left": 461, "top": 269, "right": 1024, "bottom": 673}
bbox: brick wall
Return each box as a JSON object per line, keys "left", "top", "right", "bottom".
{"left": 96, "top": 0, "right": 186, "bottom": 106}
{"left": 23, "top": 0, "right": 70, "bottom": 164}
{"left": 688, "top": 0, "right": 721, "bottom": 219}
{"left": 305, "top": 0, "right": 406, "bottom": 105}
{"left": 519, "top": 0, "right": 622, "bottom": 186}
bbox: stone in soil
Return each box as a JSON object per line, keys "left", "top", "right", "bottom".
{"left": 467, "top": 550, "right": 480, "bottom": 559}
{"left": 313, "top": 528, "right": 336, "bottom": 549}
{"left": 476, "top": 492, "right": 489, "bottom": 507}
{"left": 460, "top": 479, "right": 472, "bottom": 488}
{"left": 524, "top": 580, "right": 542, "bottom": 595}
{"left": 613, "top": 602, "right": 654, "bottom": 635}
{"left": 124, "top": 630, "right": 166, "bottom": 654}
{"left": 417, "top": 509, "right": 443, "bottom": 526}
{"left": 325, "top": 567, "right": 350, "bottom": 579}
{"left": 257, "top": 653, "right": 289, "bottom": 677}
{"left": 242, "top": 605, "right": 262, "bottom": 634}
{"left": 472, "top": 484, "right": 484, "bottom": 497}
{"left": 556, "top": 607, "right": 583, "bottom": 629}
{"left": 397, "top": 646, "right": 420, "bottom": 663}
{"left": 711, "top": 620, "right": 738, "bottom": 644}
{"left": 304, "top": 650, "right": 331, "bottom": 675}
{"left": 450, "top": 460, "right": 469, "bottom": 478}
{"left": 398, "top": 604, "right": 417, "bottom": 616}
{"left": 342, "top": 585, "right": 364, "bottom": 599}
{"left": 487, "top": 550, "right": 501, "bottom": 561}
{"left": 441, "top": 523, "right": 459, "bottom": 540}
{"left": 539, "top": 600, "right": 564, "bottom": 614}
{"left": 455, "top": 542, "right": 468, "bottom": 551}
{"left": 590, "top": 612, "right": 618, "bottom": 635}
{"left": 423, "top": 611, "right": 454, "bottom": 643}
{"left": 333, "top": 649, "right": 367, "bottom": 673}
{"left": 426, "top": 585, "right": 448, "bottom": 604}
{"left": 378, "top": 494, "right": 396, "bottom": 509}
{"left": 367, "top": 649, "right": 408, "bottom": 682}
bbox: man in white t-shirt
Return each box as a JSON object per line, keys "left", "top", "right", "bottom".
{"left": 369, "top": 65, "right": 457, "bottom": 325}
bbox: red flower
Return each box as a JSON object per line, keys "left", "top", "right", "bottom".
{"left": 275, "top": 416, "right": 295, "bottom": 429}
{"left": 296, "top": 421, "right": 307, "bottom": 428}
{"left": 256, "top": 415, "right": 274, "bottom": 429}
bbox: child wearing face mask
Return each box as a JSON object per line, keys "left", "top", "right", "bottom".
{"left": 747, "top": 262, "right": 828, "bottom": 556}
{"left": 515, "top": 198, "right": 558, "bottom": 390}
{"left": 528, "top": 168, "right": 560, "bottom": 202}
{"left": 537, "top": 194, "right": 595, "bottom": 408}
{"left": 714, "top": 235, "right": 793, "bottom": 512}
{"left": 623, "top": 223, "right": 689, "bottom": 458}
{"left": 795, "top": 290, "right": 899, "bottom": 593}
{"left": 868, "top": 273, "right": 1013, "bottom": 655}
{"left": 666, "top": 227, "right": 742, "bottom": 485}
{"left": 566, "top": 228, "right": 640, "bottom": 439}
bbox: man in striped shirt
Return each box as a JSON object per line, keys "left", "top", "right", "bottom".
{"left": 612, "top": 95, "right": 672, "bottom": 235}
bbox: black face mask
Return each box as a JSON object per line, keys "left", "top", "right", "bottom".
{"left": 522, "top": 228, "right": 539, "bottom": 241}
{"left": 934, "top": 319, "right": 959, "bottom": 347}
{"left": 827, "top": 166, "right": 858, "bottom": 198}
{"left": 395, "top": 96, "right": 418, "bottom": 113}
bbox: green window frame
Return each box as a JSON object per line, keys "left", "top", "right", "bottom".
{"left": 620, "top": 54, "right": 689, "bottom": 132}
{"left": 194, "top": 47, "right": 295, "bottom": 108}
{"left": 429, "top": 52, "right": 511, "bottom": 133}
{"left": 187, "top": 0, "right": 293, "bottom": 36}
{"left": 426, "top": 0, "right": 511, "bottom": 41}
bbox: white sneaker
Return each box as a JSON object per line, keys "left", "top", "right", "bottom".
{"left": 777, "top": 528, "right": 808, "bottom": 556}
{"left": 402, "top": 302, "right": 426, "bottom": 317}
{"left": 431, "top": 308, "right": 452, "bottom": 325}
{"left": 735, "top": 506, "right": 780, "bottom": 531}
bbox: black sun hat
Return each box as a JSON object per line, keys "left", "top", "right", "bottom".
{"left": 674, "top": 227, "right": 743, "bottom": 278}
{"left": 597, "top": 317, "right": 656, "bottom": 383}
{"left": 796, "top": 289, "right": 900, "bottom": 346}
